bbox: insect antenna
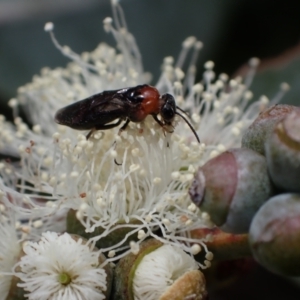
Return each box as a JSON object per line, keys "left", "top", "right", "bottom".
{"left": 175, "top": 111, "right": 200, "bottom": 143}
{"left": 176, "top": 106, "right": 190, "bottom": 116}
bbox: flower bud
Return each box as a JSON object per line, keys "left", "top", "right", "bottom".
{"left": 5, "top": 250, "right": 25, "bottom": 300}
{"left": 265, "top": 110, "right": 300, "bottom": 192}
{"left": 249, "top": 193, "right": 300, "bottom": 276}
{"left": 242, "top": 104, "right": 300, "bottom": 155}
{"left": 189, "top": 148, "right": 273, "bottom": 233}
{"left": 113, "top": 239, "right": 207, "bottom": 300}
{"left": 67, "top": 209, "right": 140, "bottom": 249}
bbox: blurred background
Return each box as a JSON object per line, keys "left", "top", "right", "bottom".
{"left": 1, "top": 0, "right": 300, "bottom": 298}
{"left": 1, "top": 0, "right": 300, "bottom": 114}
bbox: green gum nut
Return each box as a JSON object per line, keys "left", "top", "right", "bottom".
{"left": 265, "top": 110, "right": 300, "bottom": 192}
{"left": 6, "top": 249, "right": 26, "bottom": 300}
{"left": 189, "top": 148, "right": 273, "bottom": 234}
{"left": 112, "top": 239, "right": 207, "bottom": 300}
{"left": 113, "top": 239, "right": 163, "bottom": 300}
{"left": 66, "top": 209, "right": 140, "bottom": 249}
{"left": 249, "top": 193, "right": 300, "bottom": 276}
{"left": 242, "top": 104, "right": 300, "bottom": 155}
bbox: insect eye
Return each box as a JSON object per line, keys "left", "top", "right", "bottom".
{"left": 160, "top": 93, "right": 176, "bottom": 122}
{"left": 161, "top": 104, "right": 175, "bottom": 122}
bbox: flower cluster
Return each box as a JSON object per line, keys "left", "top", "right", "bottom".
{"left": 0, "top": 1, "right": 291, "bottom": 299}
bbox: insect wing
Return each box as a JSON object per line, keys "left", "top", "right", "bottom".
{"left": 55, "top": 90, "right": 127, "bottom": 130}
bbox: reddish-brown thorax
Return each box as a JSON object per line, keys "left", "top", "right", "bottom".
{"left": 136, "top": 86, "right": 160, "bottom": 121}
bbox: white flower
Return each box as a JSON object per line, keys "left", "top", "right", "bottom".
{"left": 0, "top": 178, "right": 71, "bottom": 297}
{"left": 0, "top": 174, "right": 66, "bottom": 239}
{"left": 16, "top": 232, "right": 109, "bottom": 300}
{"left": 133, "top": 244, "right": 206, "bottom": 300}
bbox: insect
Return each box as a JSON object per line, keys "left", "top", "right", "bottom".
{"left": 55, "top": 84, "right": 200, "bottom": 142}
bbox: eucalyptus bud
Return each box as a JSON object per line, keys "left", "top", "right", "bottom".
{"left": 113, "top": 239, "right": 207, "bottom": 300}
{"left": 242, "top": 104, "right": 300, "bottom": 155}
{"left": 5, "top": 249, "right": 25, "bottom": 300}
{"left": 249, "top": 193, "right": 300, "bottom": 276}
{"left": 67, "top": 209, "right": 140, "bottom": 249}
{"left": 189, "top": 148, "right": 273, "bottom": 233}
{"left": 265, "top": 110, "right": 300, "bottom": 192}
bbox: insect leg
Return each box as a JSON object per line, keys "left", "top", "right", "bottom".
{"left": 95, "top": 118, "right": 123, "bottom": 130}
{"left": 110, "top": 119, "right": 130, "bottom": 165}
{"left": 86, "top": 119, "right": 123, "bottom": 140}
{"left": 86, "top": 129, "right": 95, "bottom": 140}
{"left": 152, "top": 115, "right": 174, "bottom": 133}
{"left": 118, "top": 119, "right": 130, "bottom": 135}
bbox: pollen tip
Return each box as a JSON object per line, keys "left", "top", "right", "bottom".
{"left": 44, "top": 22, "right": 54, "bottom": 32}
